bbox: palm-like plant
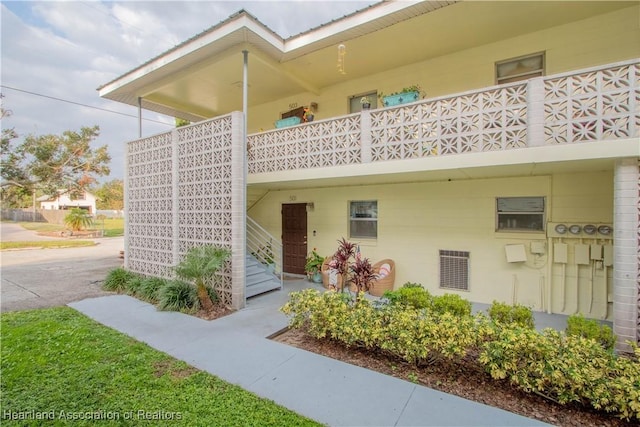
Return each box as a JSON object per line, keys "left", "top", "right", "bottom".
{"left": 174, "top": 245, "right": 231, "bottom": 312}
{"left": 64, "top": 208, "right": 93, "bottom": 231}
{"left": 350, "top": 257, "right": 376, "bottom": 296}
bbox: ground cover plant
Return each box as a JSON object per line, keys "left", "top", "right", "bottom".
{"left": 279, "top": 285, "right": 640, "bottom": 426}
{"left": 1, "top": 307, "right": 320, "bottom": 427}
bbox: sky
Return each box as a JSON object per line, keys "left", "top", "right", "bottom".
{"left": 1, "top": 0, "right": 372, "bottom": 181}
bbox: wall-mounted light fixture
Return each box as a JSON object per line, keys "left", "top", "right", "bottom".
{"left": 306, "top": 202, "right": 315, "bottom": 211}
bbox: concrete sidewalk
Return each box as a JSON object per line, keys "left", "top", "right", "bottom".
{"left": 69, "top": 283, "right": 549, "bottom": 427}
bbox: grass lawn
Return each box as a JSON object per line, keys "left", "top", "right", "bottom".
{"left": 0, "top": 240, "right": 96, "bottom": 250}
{"left": 18, "top": 218, "right": 124, "bottom": 238}
{"left": 1, "top": 308, "right": 320, "bottom": 426}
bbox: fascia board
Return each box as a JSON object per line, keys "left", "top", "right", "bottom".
{"left": 282, "top": 0, "right": 424, "bottom": 53}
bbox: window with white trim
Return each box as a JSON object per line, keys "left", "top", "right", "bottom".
{"left": 349, "top": 200, "right": 377, "bottom": 239}
{"left": 439, "top": 250, "right": 470, "bottom": 291}
{"left": 496, "top": 197, "right": 545, "bottom": 232}
{"left": 496, "top": 52, "right": 544, "bottom": 85}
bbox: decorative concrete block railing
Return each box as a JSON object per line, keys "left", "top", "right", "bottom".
{"left": 248, "top": 60, "right": 639, "bottom": 174}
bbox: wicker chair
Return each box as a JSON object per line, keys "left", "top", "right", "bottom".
{"left": 368, "top": 259, "right": 395, "bottom": 297}
{"left": 321, "top": 257, "right": 343, "bottom": 290}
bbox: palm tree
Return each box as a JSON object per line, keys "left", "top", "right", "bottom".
{"left": 64, "top": 208, "right": 93, "bottom": 231}
{"left": 174, "top": 245, "right": 231, "bottom": 312}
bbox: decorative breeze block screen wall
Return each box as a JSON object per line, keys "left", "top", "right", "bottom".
{"left": 125, "top": 112, "right": 245, "bottom": 309}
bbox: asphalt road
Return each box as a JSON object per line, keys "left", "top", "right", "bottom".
{"left": 1, "top": 222, "right": 124, "bottom": 312}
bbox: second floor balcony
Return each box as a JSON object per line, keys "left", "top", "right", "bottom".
{"left": 247, "top": 60, "right": 639, "bottom": 180}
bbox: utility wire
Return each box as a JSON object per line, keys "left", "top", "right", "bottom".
{"left": 0, "top": 85, "right": 172, "bottom": 126}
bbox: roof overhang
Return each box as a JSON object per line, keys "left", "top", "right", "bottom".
{"left": 98, "top": 1, "right": 636, "bottom": 121}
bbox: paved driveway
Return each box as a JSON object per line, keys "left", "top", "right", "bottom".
{"left": 1, "top": 222, "right": 124, "bottom": 312}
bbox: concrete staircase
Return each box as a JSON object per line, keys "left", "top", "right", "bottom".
{"left": 246, "top": 254, "right": 282, "bottom": 298}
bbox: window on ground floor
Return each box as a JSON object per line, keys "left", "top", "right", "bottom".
{"left": 349, "top": 200, "right": 377, "bottom": 239}
{"left": 439, "top": 250, "right": 470, "bottom": 291}
{"left": 496, "top": 196, "right": 545, "bottom": 232}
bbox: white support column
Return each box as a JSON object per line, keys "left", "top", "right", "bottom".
{"left": 231, "top": 111, "right": 246, "bottom": 310}
{"left": 361, "top": 110, "right": 372, "bottom": 163}
{"left": 527, "top": 78, "right": 545, "bottom": 147}
{"left": 613, "top": 158, "right": 640, "bottom": 352}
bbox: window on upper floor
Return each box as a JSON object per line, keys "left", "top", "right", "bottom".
{"left": 496, "top": 52, "right": 545, "bottom": 85}
{"left": 349, "top": 200, "right": 377, "bottom": 239}
{"left": 349, "top": 91, "right": 378, "bottom": 113}
{"left": 496, "top": 196, "right": 545, "bottom": 232}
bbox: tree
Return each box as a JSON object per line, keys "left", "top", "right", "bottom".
{"left": 0, "top": 95, "right": 31, "bottom": 208}
{"left": 64, "top": 208, "right": 93, "bottom": 231}
{"left": 1, "top": 124, "right": 111, "bottom": 200}
{"left": 92, "top": 179, "right": 124, "bottom": 210}
{"left": 174, "top": 246, "right": 231, "bottom": 312}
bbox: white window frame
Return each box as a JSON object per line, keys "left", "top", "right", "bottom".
{"left": 349, "top": 200, "right": 378, "bottom": 239}
{"left": 496, "top": 196, "right": 545, "bottom": 232}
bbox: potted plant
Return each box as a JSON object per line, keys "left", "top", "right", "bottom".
{"left": 379, "top": 84, "right": 425, "bottom": 107}
{"left": 305, "top": 249, "right": 324, "bottom": 283}
{"left": 360, "top": 96, "right": 371, "bottom": 110}
{"left": 303, "top": 107, "right": 314, "bottom": 122}
{"left": 349, "top": 257, "right": 376, "bottom": 298}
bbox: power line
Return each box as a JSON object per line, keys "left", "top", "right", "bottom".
{"left": 0, "top": 85, "right": 172, "bottom": 126}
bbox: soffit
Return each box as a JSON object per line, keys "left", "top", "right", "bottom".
{"left": 99, "top": 1, "right": 635, "bottom": 120}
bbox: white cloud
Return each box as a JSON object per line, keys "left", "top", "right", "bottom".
{"left": 1, "top": 0, "right": 372, "bottom": 180}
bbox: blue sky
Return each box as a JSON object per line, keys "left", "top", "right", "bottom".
{"left": 1, "top": 0, "right": 371, "bottom": 180}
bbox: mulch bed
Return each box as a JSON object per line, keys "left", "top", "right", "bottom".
{"left": 273, "top": 327, "right": 635, "bottom": 427}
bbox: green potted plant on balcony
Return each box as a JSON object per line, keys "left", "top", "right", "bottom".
{"left": 305, "top": 249, "right": 324, "bottom": 283}
{"left": 360, "top": 96, "right": 371, "bottom": 110}
{"left": 379, "top": 84, "right": 424, "bottom": 107}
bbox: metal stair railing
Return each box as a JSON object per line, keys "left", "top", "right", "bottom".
{"left": 247, "top": 216, "right": 283, "bottom": 290}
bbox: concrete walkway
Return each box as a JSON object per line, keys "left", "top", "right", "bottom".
{"left": 69, "top": 281, "right": 549, "bottom": 427}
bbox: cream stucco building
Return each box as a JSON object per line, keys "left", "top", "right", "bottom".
{"left": 99, "top": 1, "right": 640, "bottom": 350}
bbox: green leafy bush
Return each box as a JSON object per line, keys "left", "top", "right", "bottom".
{"left": 488, "top": 300, "right": 535, "bottom": 329}
{"left": 432, "top": 293, "right": 472, "bottom": 317}
{"left": 102, "top": 267, "right": 138, "bottom": 292}
{"left": 479, "top": 326, "right": 640, "bottom": 420}
{"left": 125, "top": 274, "right": 144, "bottom": 295}
{"left": 157, "top": 279, "right": 199, "bottom": 312}
{"left": 383, "top": 283, "right": 432, "bottom": 309}
{"left": 64, "top": 207, "right": 93, "bottom": 231}
{"left": 281, "top": 289, "right": 639, "bottom": 421}
{"left": 138, "top": 276, "right": 167, "bottom": 302}
{"left": 566, "top": 314, "right": 615, "bottom": 352}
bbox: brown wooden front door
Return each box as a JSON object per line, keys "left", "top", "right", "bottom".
{"left": 282, "top": 203, "right": 307, "bottom": 274}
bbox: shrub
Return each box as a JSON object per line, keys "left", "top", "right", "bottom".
{"left": 157, "top": 280, "right": 199, "bottom": 312}
{"left": 431, "top": 293, "right": 472, "bottom": 317}
{"left": 138, "top": 276, "right": 167, "bottom": 302}
{"left": 566, "top": 313, "right": 615, "bottom": 352}
{"left": 383, "top": 283, "right": 432, "bottom": 309}
{"left": 125, "top": 275, "right": 144, "bottom": 296}
{"left": 488, "top": 300, "right": 535, "bottom": 329}
{"left": 479, "top": 326, "right": 640, "bottom": 421}
{"left": 64, "top": 208, "right": 93, "bottom": 231}
{"left": 103, "top": 267, "right": 138, "bottom": 292}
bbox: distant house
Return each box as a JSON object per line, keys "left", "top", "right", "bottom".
{"left": 38, "top": 190, "right": 97, "bottom": 214}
